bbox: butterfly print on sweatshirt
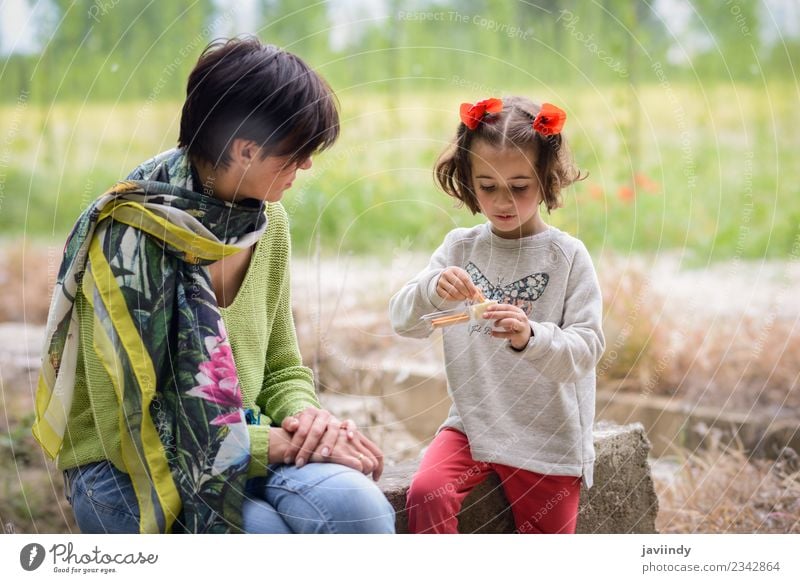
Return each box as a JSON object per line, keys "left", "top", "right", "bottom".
{"left": 465, "top": 262, "right": 549, "bottom": 316}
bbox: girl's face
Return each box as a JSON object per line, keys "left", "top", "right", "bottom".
{"left": 469, "top": 140, "right": 547, "bottom": 239}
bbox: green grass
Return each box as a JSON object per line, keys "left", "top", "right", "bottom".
{"left": 0, "top": 412, "right": 77, "bottom": 534}
{"left": 2, "top": 84, "right": 798, "bottom": 262}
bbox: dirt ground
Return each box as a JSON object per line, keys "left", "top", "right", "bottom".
{"left": 1, "top": 243, "right": 798, "bottom": 533}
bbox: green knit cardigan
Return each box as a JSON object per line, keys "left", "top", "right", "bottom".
{"left": 56, "top": 202, "right": 320, "bottom": 478}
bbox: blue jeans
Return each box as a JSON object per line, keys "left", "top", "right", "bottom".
{"left": 64, "top": 460, "right": 396, "bottom": 534}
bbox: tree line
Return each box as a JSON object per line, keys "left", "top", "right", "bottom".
{"left": 0, "top": 0, "right": 794, "bottom": 103}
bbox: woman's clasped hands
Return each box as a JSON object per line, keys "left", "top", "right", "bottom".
{"left": 279, "top": 407, "right": 384, "bottom": 481}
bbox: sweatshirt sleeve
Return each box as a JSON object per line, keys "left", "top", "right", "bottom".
{"left": 389, "top": 232, "right": 463, "bottom": 339}
{"left": 255, "top": 211, "right": 321, "bottom": 425}
{"left": 512, "top": 242, "right": 605, "bottom": 383}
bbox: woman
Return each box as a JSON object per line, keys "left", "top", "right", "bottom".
{"left": 32, "top": 37, "right": 395, "bottom": 534}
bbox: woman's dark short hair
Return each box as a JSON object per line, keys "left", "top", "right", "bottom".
{"left": 179, "top": 36, "right": 339, "bottom": 168}
{"left": 435, "top": 96, "right": 585, "bottom": 214}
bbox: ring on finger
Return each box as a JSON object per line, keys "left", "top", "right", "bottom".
{"left": 358, "top": 453, "right": 372, "bottom": 473}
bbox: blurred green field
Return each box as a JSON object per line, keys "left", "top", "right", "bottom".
{"left": 1, "top": 83, "right": 798, "bottom": 262}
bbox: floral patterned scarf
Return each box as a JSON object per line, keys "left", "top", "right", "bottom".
{"left": 33, "top": 148, "right": 267, "bottom": 533}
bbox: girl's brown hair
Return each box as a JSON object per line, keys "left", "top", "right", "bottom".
{"left": 434, "top": 96, "right": 585, "bottom": 214}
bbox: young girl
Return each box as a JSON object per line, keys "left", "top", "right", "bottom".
{"left": 390, "top": 96, "right": 604, "bottom": 534}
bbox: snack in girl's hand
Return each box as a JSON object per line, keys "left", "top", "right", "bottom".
{"left": 422, "top": 297, "right": 498, "bottom": 328}
{"left": 468, "top": 298, "right": 497, "bottom": 320}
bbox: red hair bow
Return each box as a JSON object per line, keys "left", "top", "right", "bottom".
{"left": 532, "top": 103, "right": 567, "bottom": 135}
{"left": 459, "top": 98, "right": 503, "bottom": 130}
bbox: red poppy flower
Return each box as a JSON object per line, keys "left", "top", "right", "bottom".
{"left": 635, "top": 173, "right": 660, "bottom": 194}
{"left": 532, "top": 103, "right": 567, "bottom": 135}
{"left": 618, "top": 185, "right": 635, "bottom": 202}
{"left": 459, "top": 98, "right": 503, "bottom": 130}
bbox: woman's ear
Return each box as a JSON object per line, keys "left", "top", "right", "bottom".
{"left": 229, "top": 138, "right": 260, "bottom": 169}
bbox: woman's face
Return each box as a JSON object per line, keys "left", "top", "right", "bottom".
{"left": 241, "top": 152, "right": 313, "bottom": 203}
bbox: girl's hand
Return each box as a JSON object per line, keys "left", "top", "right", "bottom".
{"left": 436, "top": 267, "right": 481, "bottom": 301}
{"left": 310, "top": 425, "right": 385, "bottom": 481}
{"left": 483, "top": 303, "right": 532, "bottom": 350}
